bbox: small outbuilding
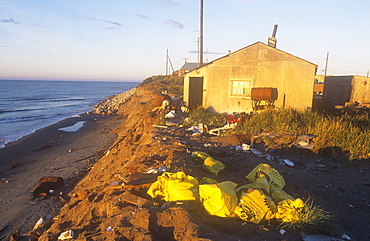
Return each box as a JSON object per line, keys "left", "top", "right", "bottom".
{"left": 173, "top": 62, "right": 199, "bottom": 77}
{"left": 183, "top": 42, "right": 318, "bottom": 113}
{"left": 322, "top": 75, "right": 370, "bottom": 109}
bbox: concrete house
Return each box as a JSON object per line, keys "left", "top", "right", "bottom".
{"left": 183, "top": 42, "right": 318, "bottom": 113}
{"left": 322, "top": 75, "right": 370, "bottom": 109}
{"left": 173, "top": 62, "right": 198, "bottom": 77}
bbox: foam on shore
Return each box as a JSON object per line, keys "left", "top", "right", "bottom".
{"left": 58, "top": 121, "right": 87, "bottom": 132}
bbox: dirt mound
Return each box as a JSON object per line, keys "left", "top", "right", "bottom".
{"left": 37, "top": 87, "right": 369, "bottom": 241}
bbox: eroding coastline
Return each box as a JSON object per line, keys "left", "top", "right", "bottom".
{"left": 93, "top": 88, "right": 136, "bottom": 115}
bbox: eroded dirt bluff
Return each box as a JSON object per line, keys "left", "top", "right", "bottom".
{"left": 38, "top": 87, "right": 369, "bottom": 241}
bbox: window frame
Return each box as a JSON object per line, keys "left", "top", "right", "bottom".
{"left": 230, "top": 79, "right": 253, "bottom": 97}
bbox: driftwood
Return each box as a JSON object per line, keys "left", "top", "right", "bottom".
{"left": 106, "top": 183, "right": 153, "bottom": 190}
{"left": 118, "top": 191, "right": 156, "bottom": 208}
{"left": 69, "top": 154, "right": 97, "bottom": 164}
{"left": 33, "top": 140, "right": 55, "bottom": 151}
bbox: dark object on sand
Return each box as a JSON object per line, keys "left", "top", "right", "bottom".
{"left": 33, "top": 140, "right": 55, "bottom": 151}
{"left": 153, "top": 94, "right": 171, "bottom": 107}
{"left": 33, "top": 176, "right": 64, "bottom": 198}
{"left": 9, "top": 229, "right": 21, "bottom": 241}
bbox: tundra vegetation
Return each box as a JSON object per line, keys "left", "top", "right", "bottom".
{"left": 139, "top": 75, "right": 184, "bottom": 95}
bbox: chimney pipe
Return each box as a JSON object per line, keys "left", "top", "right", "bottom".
{"left": 272, "top": 24, "right": 278, "bottom": 38}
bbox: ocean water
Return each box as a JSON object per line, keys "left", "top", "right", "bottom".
{"left": 0, "top": 80, "right": 139, "bottom": 148}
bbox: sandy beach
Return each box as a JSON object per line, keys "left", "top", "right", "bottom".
{"left": 0, "top": 112, "right": 122, "bottom": 238}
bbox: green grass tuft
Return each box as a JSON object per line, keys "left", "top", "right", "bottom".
{"left": 234, "top": 109, "right": 370, "bottom": 161}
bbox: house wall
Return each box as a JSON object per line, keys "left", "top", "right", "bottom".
{"left": 323, "top": 76, "right": 370, "bottom": 108}
{"left": 351, "top": 76, "right": 370, "bottom": 105}
{"left": 184, "top": 43, "right": 317, "bottom": 113}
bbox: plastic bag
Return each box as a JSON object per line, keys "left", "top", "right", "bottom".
{"left": 199, "top": 181, "right": 238, "bottom": 217}
{"left": 234, "top": 189, "right": 276, "bottom": 224}
{"left": 202, "top": 157, "right": 225, "bottom": 176}
{"left": 270, "top": 188, "right": 294, "bottom": 204}
{"left": 235, "top": 176, "right": 270, "bottom": 195}
{"left": 246, "top": 164, "right": 285, "bottom": 190}
{"left": 200, "top": 177, "right": 218, "bottom": 184}
{"left": 147, "top": 172, "right": 199, "bottom": 202}
{"left": 191, "top": 151, "right": 211, "bottom": 160}
{"left": 191, "top": 151, "right": 225, "bottom": 175}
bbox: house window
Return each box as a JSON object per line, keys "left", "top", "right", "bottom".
{"left": 231, "top": 80, "right": 252, "bottom": 96}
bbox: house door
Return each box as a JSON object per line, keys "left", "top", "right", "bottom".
{"left": 189, "top": 77, "right": 204, "bottom": 109}
{"left": 330, "top": 86, "right": 348, "bottom": 106}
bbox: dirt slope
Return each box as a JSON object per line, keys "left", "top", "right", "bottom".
{"left": 37, "top": 87, "right": 369, "bottom": 241}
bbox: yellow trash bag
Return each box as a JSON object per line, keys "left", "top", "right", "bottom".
{"left": 191, "top": 151, "right": 225, "bottom": 175}
{"left": 270, "top": 188, "right": 294, "bottom": 204}
{"left": 234, "top": 189, "right": 276, "bottom": 224}
{"left": 147, "top": 172, "right": 199, "bottom": 202}
{"left": 275, "top": 198, "right": 305, "bottom": 223}
{"left": 191, "top": 151, "right": 211, "bottom": 160}
{"left": 235, "top": 176, "right": 270, "bottom": 195}
{"left": 202, "top": 156, "right": 225, "bottom": 176}
{"left": 200, "top": 177, "right": 218, "bottom": 184}
{"left": 199, "top": 181, "right": 238, "bottom": 217}
{"left": 246, "top": 164, "right": 285, "bottom": 190}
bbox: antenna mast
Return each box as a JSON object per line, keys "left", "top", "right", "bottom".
{"left": 324, "top": 52, "right": 329, "bottom": 79}
{"left": 199, "top": 0, "right": 204, "bottom": 67}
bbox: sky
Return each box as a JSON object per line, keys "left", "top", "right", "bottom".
{"left": 0, "top": 0, "right": 369, "bottom": 81}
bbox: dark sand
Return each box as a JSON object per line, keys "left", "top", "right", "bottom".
{"left": 0, "top": 113, "right": 122, "bottom": 237}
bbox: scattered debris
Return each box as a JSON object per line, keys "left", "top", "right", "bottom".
{"left": 33, "top": 214, "right": 52, "bottom": 231}
{"left": 107, "top": 226, "right": 114, "bottom": 232}
{"left": 242, "top": 143, "right": 251, "bottom": 151}
{"left": 11, "top": 160, "right": 18, "bottom": 169}
{"left": 191, "top": 151, "right": 225, "bottom": 176}
{"left": 119, "top": 191, "right": 156, "bottom": 208}
{"left": 9, "top": 229, "right": 20, "bottom": 241}
{"left": 283, "top": 159, "right": 295, "bottom": 167}
{"left": 33, "top": 176, "right": 64, "bottom": 198}
{"left": 208, "top": 123, "right": 237, "bottom": 136}
{"left": 164, "top": 110, "right": 176, "bottom": 118}
{"left": 279, "top": 229, "right": 286, "bottom": 235}
{"left": 296, "top": 134, "right": 316, "bottom": 149}
{"left": 58, "top": 230, "right": 74, "bottom": 240}
{"left": 301, "top": 232, "right": 343, "bottom": 241}
{"left": 146, "top": 166, "right": 168, "bottom": 174}
{"left": 33, "top": 140, "right": 55, "bottom": 151}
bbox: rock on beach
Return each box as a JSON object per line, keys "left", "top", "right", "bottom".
{"left": 93, "top": 88, "right": 136, "bottom": 115}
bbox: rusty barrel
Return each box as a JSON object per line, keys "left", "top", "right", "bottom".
{"left": 251, "top": 87, "right": 278, "bottom": 101}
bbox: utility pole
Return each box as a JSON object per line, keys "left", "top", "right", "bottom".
{"left": 324, "top": 52, "right": 329, "bottom": 80}
{"left": 165, "top": 49, "right": 174, "bottom": 75}
{"left": 199, "top": 0, "right": 204, "bottom": 67}
{"left": 166, "top": 49, "right": 169, "bottom": 75}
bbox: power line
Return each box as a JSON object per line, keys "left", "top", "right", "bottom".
{"left": 329, "top": 58, "right": 370, "bottom": 66}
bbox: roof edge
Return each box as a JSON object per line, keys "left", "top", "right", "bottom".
{"left": 185, "top": 41, "right": 318, "bottom": 74}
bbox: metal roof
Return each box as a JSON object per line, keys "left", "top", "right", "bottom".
{"left": 180, "top": 62, "right": 199, "bottom": 70}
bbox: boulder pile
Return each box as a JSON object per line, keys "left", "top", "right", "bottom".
{"left": 93, "top": 88, "right": 136, "bottom": 115}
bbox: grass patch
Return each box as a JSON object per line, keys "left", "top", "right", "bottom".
{"left": 234, "top": 109, "right": 370, "bottom": 161}
{"left": 277, "top": 197, "right": 331, "bottom": 231}
{"left": 184, "top": 107, "right": 226, "bottom": 127}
